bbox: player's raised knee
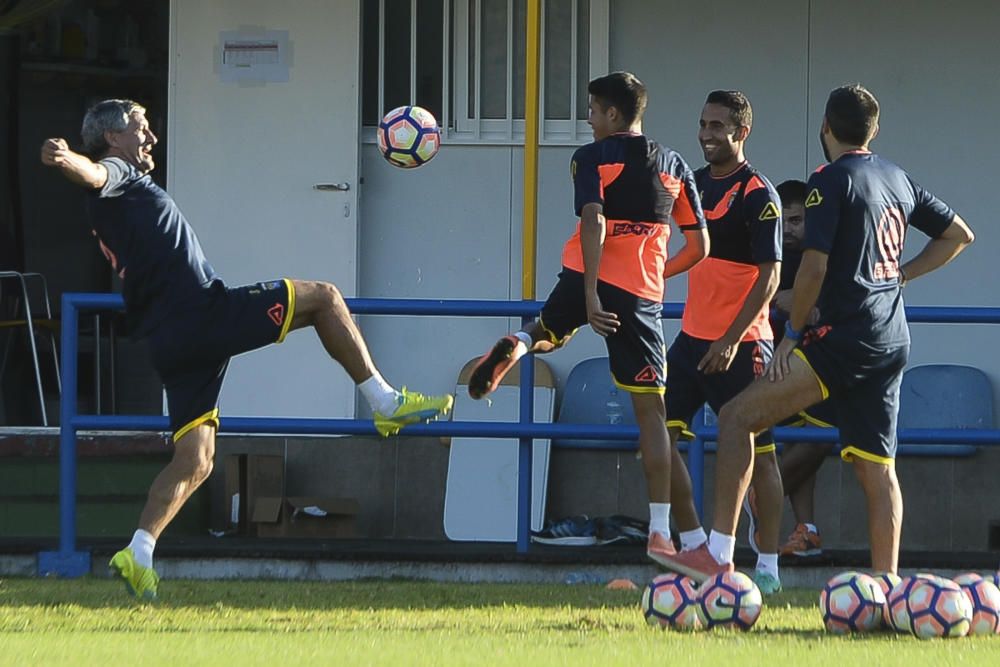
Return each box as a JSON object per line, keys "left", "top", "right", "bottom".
{"left": 718, "top": 398, "right": 762, "bottom": 434}
{"left": 293, "top": 279, "right": 345, "bottom": 314}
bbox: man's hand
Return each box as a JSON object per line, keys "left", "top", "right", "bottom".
{"left": 40, "top": 138, "right": 71, "bottom": 167}
{"left": 767, "top": 336, "right": 798, "bottom": 382}
{"left": 697, "top": 337, "right": 738, "bottom": 374}
{"left": 586, "top": 291, "right": 619, "bottom": 337}
{"left": 38, "top": 139, "right": 108, "bottom": 189}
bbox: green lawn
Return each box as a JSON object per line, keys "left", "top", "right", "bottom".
{"left": 0, "top": 578, "right": 997, "bottom": 666}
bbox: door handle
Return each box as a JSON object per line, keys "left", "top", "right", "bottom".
{"left": 313, "top": 182, "right": 351, "bottom": 191}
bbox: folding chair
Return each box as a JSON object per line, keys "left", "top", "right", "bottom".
{"left": 0, "top": 271, "right": 60, "bottom": 425}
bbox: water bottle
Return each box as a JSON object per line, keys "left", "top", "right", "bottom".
{"left": 605, "top": 387, "right": 623, "bottom": 425}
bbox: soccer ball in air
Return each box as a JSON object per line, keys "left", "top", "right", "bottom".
{"left": 377, "top": 105, "right": 441, "bottom": 168}
{"left": 906, "top": 578, "right": 972, "bottom": 639}
{"left": 696, "top": 571, "right": 762, "bottom": 631}
{"left": 819, "top": 571, "right": 886, "bottom": 634}
{"left": 955, "top": 577, "right": 1000, "bottom": 636}
{"left": 872, "top": 572, "right": 902, "bottom": 629}
{"left": 641, "top": 573, "right": 701, "bottom": 631}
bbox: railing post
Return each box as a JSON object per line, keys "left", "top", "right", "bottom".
{"left": 38, "top": 294, "right": 91, "bottom": 577}
{"left": 516, "top": 317, "right": 535, "bottom": 554}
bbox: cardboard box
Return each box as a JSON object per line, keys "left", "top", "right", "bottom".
{"left": 254, "top": 496, "right": 359, "bottom": 538}
{"left": 245, "top": 454, "right": 284, "bottom": 537}
{"left": 247, "top": 454, "right": 285, "bottom": 502}
{"left": 236, "top": 453, "right": 358, "bottom": 538}
{"left": 222, "top": 454, "right": 247, "bottom": 534}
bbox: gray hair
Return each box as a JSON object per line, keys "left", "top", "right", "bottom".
{"left": 81, "top": 99, "right": 146, "bottom": 156}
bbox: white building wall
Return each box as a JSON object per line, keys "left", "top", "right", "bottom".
{"left": 805, "top": 0, "right": 1000, "bottom": 415}
{"left": 358, "top": 0, "right": 999, "bottom": 416}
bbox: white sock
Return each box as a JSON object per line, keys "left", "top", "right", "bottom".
{"left": 648, "top": 502, "right": 671, "bottom": 537}
{"left": 513, "top": 331, "right": 532, "bottom": 355}
{"left": 359, "top": 372, "right": 400, "bottom": 415}
{"left": 756, "top": 553, "right": 779, "bottom": 580}
{"left": 128, "top": 529, "right": 156, "bottom": 569}
{"left": 707, "top": 530, "right": 736, "bottom": 565}
{"left": 679, "top": 527, "right": 708, "bottom": 551}
{"left": 804, "top": 523, "right": 818, "bottom": 534}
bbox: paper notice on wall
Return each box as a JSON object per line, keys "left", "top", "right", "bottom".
{"left": 219, "top": 30, "right": 289, "bottom": 83}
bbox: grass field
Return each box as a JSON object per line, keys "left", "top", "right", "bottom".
{"left": 1, "top": 578, "right": 998, "bottom": 666}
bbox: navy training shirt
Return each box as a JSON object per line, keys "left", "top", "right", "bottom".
{"left": 803, "top": 151, "right": 955, "bottom": 347}
{"left": 693, "top": 162, "right": 783, "bottom": 267}
{"left": 85, "top": 157, "right": 220, "bottom": 337}
{"left": 682, "top": 163, "right": 782, "bottom": 342}
{"left": 562, "top": 133, "right": 704, "bottom": 301}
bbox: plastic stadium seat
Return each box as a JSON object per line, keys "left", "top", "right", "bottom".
{"left": 552, "top": 357, "right": 637, "bottom": 450}
{"left": 896, "top": 364, "right": 993, "bottom": 457}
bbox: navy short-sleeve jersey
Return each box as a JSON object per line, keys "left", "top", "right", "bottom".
{"left": 693, "top": 163, "right": 783, "bottom": 266}
{"left": 571, "top": 133, "right": 704, "bottom": 229}
{"left": 562, "top": 133, "right": 704, "bottom": 301}
{"left": 85, "top": 158, "right": 220, "bottom": 336}
{"left": 803, "top": 151, "right": 955, "bottom": 346}
{"left": 681, "top": 163, "right": 782, "bottom": 342}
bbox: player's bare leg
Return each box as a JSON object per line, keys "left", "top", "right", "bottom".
{"left": 111, "top": 424, "right": 215, "bottom": 599}
{"left": 288, "top": 279, "right": 452, "bottom": 435}
{"left": 748, "top": 450, "right": 785, "bottom": 594}
{"left": 750, "top": 451, "right": 783, "bottom": 556}
{"left": 853, "top": 458, "right": 902, "bottom": 574}
{"left": 631, "top": 391, "right": 681, "bottom": 563}
{"left": 289, "top": 279, "right": 378, "bottom": 383}
{"left": 781, "top": 441, "right": 830, "bottom": 498}
{"left": 713, "top": 356, "right": 824, "bottom": 541}
{"left": 632, "top": 392, "right": 671, "bottom": 502}
{"left": 139, "top": 425, "right": 216, "bottom": 538}
{"left": 615, "top": 355, "right": 825, "bottom": 581}
{"left": 669, "top": 429, "right": 700, "bottom": 527}
{"left": 777, "top": 441, "right": 831, "bottom": 556}
{"left": 789, "top": 470, "right": 818, "bottom": 523}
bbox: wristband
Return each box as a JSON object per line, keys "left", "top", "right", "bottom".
{"left": 784, "top": 321, "right": 802, "bottom": 342}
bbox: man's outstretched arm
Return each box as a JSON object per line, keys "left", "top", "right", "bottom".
{"left": 40, "top": 138, "right": 108, "bottom": 190}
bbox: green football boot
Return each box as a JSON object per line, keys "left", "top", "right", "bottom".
{"left": 374, "top": 388, "right": 453, "bottom": 437}
{"left": 109, "top": 548, "right": 160, "bottom": 601}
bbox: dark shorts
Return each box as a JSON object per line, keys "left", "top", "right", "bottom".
{"left": 779, "top": 397, "right": 839, "bottom": 428}
{"left": 147, "top": 279, "right": 295, "bottom": 440}
{"left": 798, "top": 325, "right": 909, "bottom": 462}
{"left": 665, "top": 331, "right": 776, "bottom": 454}
{"left": 539, "top": 269, "right": 665, "bottom": 393}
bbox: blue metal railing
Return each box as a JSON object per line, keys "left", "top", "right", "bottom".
{"left": 36, "top": 293, "right": 1000, "bottom": 577}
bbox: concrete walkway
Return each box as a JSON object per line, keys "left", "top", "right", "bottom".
{"left": 2, "top": 552, "right": 985, "bottom": 589}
